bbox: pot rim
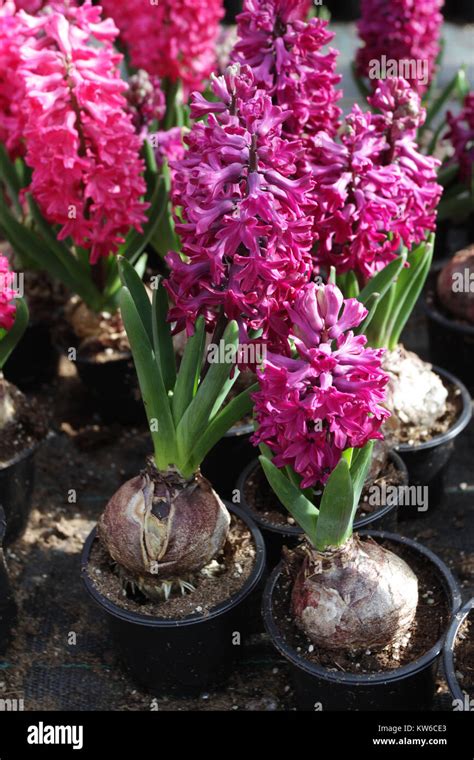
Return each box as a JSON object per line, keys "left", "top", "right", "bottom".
{"left": 0, "top": 434, "right": 44, "bottom": 472}
{"left": 81, "top": 501, "right": 266, "bottom": 628}
{"left": 263, "top": 529, "right": 462, "bottom": 685}
{"left": 443, "top": 597, "right": 474, "bottom": 704}
{"left": 225, "top": 422, "right": 254, "bottom": 439}
{"left": 236, "top": 451, "right": 409, "bottom": 538}
{"left": 394, "top": 365, "right": 472, "bottom": 453}
{"left": 423, "top": 294, "right": 474, "bottom": 337}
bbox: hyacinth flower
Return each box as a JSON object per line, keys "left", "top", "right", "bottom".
{"left": 0, "top": 1, "right": 165, "bottom": 320}
{"left": 165, "top": 64, "right": 314, "bottom": 362}
{"left": 231, "top": 0, "right": 341, "bottom": 153}
{"left": 312, "top": 78, "right": 441, "bottom": 283}
{"left": 355, "top": 0, "right": 444, "bottom": 97}
{"left": 0, "top": 255, "right": 28, "bottom": 428}
{"left": 253, "top": 281, "right": 418, "bottom": 650}
{"left": 97, "top": 259, "right": 258, "bottom": 599}
{"left": 436, "top": 92, "right": 474, "bottom": 226}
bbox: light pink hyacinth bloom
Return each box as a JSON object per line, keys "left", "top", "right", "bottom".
{"left": 16, "top": 1, "right": 148, "bottom": 264}
{"left": 252, "top": 282, "right": 390, "bottom": 488}
{"left": 101, "top": 0, "right": 224, "bottom": 96}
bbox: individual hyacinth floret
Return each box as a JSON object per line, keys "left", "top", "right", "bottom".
{"left": 252, "top": 282, "right": 390, "bottom": 488}
{"left": 445, "top": 92, "right": 474, "bottom": 186}
{"left": 165, "top": 64, "right": 314, "bottom": 354}
{"left": 355, "top": 0, "right": 444, "bottom": 95}
{"left": 16, "top": 1, "right": 148, "bottom": 264}
{"left": 0, "top": 255, "right": 16, "bottom": 331}
{"left": 232, "top": 0, "right": 341, "bottom": 145}
{"left": 101, "top": 0, "right": 223, "bottom": 95}
{"left": 312, "top": 77, "right": 442, "bottom": 281}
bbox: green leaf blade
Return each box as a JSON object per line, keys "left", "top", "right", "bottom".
{"left": 259, "top": 455, "right": 319, "bottom": 544}
{"left": 314, "top": 458, "right": 354, "bottom": 551}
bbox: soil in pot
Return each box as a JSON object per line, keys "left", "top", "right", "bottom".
{"left": 264, "top": 533, "right": 459, "bottom": 710}
{"left": 0, "top": 379, "right": 49, "bottom": 545}
{"left": 56, "top": 298, "right": 144, "bottom": 425}
{"left": 87, "top": 512, "right": 256, "bottom": 619}
{"left": 274, "top": 538, "right": 448, "bottom": 675}
{"left": 452, "top": 610, "right": 474, "bottom": 701}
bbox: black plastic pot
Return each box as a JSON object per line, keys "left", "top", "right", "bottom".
{"left": 3, "top": 322, "right": 59, "bottom": 391}
{"left": 75, "top": 351, "right": 145, "bottom": 425}
{"left": 0, "top": 440, "right": 39, "bottom": 546}
{"left": 0, "top": 506, "right": 17, "bottom": 657}
{"left": 394, "top": 366, "right": 472, "bottom": 518}
{"left": 443, "top": 597, "right": 474, "bottom": 709}
{"left": 237, "top": 452, "right": 408, "bottom": 567}
{"left": 81, "top": 503, "right": 266, "bottom": 697}
{"left": 433, "top": 217, "right": 474, "bottom": 261}
{"left": 201, "top": 423, "right": 255, "bottom": 501}
{"left": 263, "top": 531, "right": 462, "bottom": 711}
{"left": 424, "top": 273, "right": 474, "bottom": 395}
{"left": 325, "top": 0, "right": 360, "bottom": 21}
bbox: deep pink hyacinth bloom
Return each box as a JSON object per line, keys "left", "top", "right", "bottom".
{"left": 312, "top": 78, "right": 441, "bottom": 281}
{"left": 252, "top": 282, "right": 390, "bottom": 488}
{"left": 356, "top": 0, "right": 444, "bottom": 95}
{"left": 445, "top": 92, "right": 474, "bottom": 186}
{"left": 17, "top": 2, "right": 148, "bottom": 264}
{"left": 232, "top": 0, "right": 341, "bottom": 144}
{"left": 0, "top": 255, "right": 16, "bottom": 331}
{"left": 165, "top": 65, "right": 314, "bottom": 355}
{"left": 101, "top": 0, "right": 223, "bottom": 95}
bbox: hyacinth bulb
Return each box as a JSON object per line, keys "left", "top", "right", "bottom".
{"left": 98, "top": 464, "right": 230, "bottom": 599}
{"left": 291, "top": 537, "right": 418, "bottom": 651}
{"left": 437, "top": 247, "right": 474, "bottom": 325}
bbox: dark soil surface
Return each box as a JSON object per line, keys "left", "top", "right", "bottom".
{"left": 87, "top": 514, "right": 256, "bottom": 619}
{"left": 0, "top": 380, "right": 49, "bottom": 464}
{"left": 0, "top": 305, "right": 472, "bottom": 710}
{"left": 273, "top": 538, "right": 449, "bottom": 674}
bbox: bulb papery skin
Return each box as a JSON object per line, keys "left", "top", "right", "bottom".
{"left": 291, "top": 536, "right": 418, "bottom": 652}
{"left": 98, "top": 464, "right": 230, "bottom": 597}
